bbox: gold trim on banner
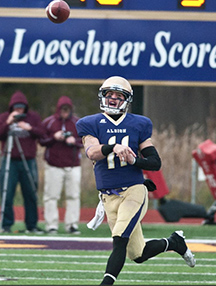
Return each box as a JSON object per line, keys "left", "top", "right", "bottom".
{"left": 0, "top": 8, "right": 216, "bottom": 22}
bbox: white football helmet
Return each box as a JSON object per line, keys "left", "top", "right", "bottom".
{"left": 98, "top": 76, "right": 133, "bottom": 115}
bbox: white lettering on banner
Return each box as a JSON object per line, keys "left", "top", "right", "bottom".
{"left": 58, "top": 40, "right": 71, "bottom": 65}
{"left": 45, "top": 40, "right": 60, "bottom": 65}
{"left": 8, "top": 29, "right": 216, "bottom": 69}
{"left": 0, "top": 39, "right": 5, "bottom": 58}
{"left": 9, "top": 29, "right": 28, "bottom": 63}
{"left": 150, "top": 31, "right": 216, "bottom": 69}
{"left": 150, "top": 31, "right": 170, "bottom": 67}
{"left": 70, "top": 40, "right": 85, "bottom": 65}
{"left": 82, "top": 30, "right": 146, "bottom": 66}
{"left": 30, "top": 40, "right": 45, "bottom": 64}
{"left": 9, "top": 29, "right": 146, "bottom": 67}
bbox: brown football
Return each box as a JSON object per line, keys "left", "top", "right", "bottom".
{"left": 46, "top": 0, "right": 70, "bottom": 24}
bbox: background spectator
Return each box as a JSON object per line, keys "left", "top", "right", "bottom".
{"left": 40, "top": 96, "right": 83, "bottom": 234}
{"left": 0, "top": 90, "right": 44, "bottom": 233}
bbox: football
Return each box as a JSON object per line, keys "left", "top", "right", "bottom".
{"left": 46, "top": 0, "right": 70, "bottom": 24}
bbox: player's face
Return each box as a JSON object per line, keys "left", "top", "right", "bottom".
{"left": 105, "top": 91, "right": 125, "bottom": 109}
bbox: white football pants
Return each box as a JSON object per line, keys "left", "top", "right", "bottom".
{"left": 43, "top": 163, "right": 81, "bottom": 232}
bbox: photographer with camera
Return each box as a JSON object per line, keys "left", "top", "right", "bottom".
{"left": 40, "top": 96, "right": 83, "bottom": 234}
{"left": 0, "top": 91, "right": 44, "bottom": 233}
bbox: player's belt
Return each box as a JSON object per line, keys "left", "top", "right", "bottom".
{"left": 100, "top": 187, "right": 128, "bottom": 196}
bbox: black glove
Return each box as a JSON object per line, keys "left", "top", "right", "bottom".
{"left": 144, "top": 179, "right": 156, "bottom": 192}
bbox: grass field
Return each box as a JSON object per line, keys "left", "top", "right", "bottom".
{"left": 0, "top": 222, "right": 216, "bottom": 285}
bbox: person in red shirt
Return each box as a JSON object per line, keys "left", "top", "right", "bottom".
{"left": 40, "top": 96, "right": 83, "bottom": 234}
{"left": 0, "top": 91, "right": 44, "bottom": 233}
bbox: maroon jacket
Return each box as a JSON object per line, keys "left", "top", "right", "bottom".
{"left": 39, "top": 96, "right": 83, "bottom": 167}
{"left": 0, "top": 91, "right": 44, "bottom": 159}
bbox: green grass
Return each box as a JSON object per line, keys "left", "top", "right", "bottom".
{"left": 3, "top": 221, "right": 216, "bottom": 239}
{"left": 0, "top": 222, "right": 216, "bottom": 285}
{"left": 0, "top": 249, "right": 215, "bottom": 285}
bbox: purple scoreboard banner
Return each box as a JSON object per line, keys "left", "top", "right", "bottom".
{"left": 0, "top": 16, "right": 216, "bottom": 83}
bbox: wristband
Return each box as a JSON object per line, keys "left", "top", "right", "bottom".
{"left": 101, "top": 144, "right": 116, "bottom": 156}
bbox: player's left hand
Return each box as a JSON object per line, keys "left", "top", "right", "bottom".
{"left": 113, "top": 144, "right": 136, "bottom": 162}
{"left": 126, "top": 154, "right": 136, "bottom": 165}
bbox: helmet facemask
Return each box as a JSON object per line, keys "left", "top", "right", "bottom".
{"left": 100, "top": 93, "right": 128, "bottom": 114}
{"left": 98, "top": 77, "right": 133, "bottom": 115}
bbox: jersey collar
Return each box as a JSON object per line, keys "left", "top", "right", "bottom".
{"left": 103, "top": 112, "right": 127, "bottom": 126}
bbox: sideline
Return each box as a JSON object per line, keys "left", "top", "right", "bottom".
{"left": 1, "top": 235, "right": 216, "bottom": 243}
{"left": 0, "top": 235, "right": 216, "bottom": 252}
{"left": 0, "top": 235, "right": 112, "bottom": 242}
{"left": 0, "top": 235, "right": 113, "bottom": 251}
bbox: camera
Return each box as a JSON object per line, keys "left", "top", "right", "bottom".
{"left": 13, "top": 113, "right": 26, "bottom": 122}
{"left": 62, "top": 131, "right": 72, "bottom": 138}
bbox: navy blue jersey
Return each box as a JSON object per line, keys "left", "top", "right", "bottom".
{"left": 76, "top": 112, "right": 152, "bottom": 190}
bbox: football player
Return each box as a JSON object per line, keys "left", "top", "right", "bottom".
{"left": 76, "top": 76, "right": 196, "bottom": 285}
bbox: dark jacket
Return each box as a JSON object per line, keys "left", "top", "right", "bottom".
{"left": 39, "top": 96, "right": 83, "bottom": 167}
{"left": 0, "top": 91, "right": 44, "bottom": 159}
